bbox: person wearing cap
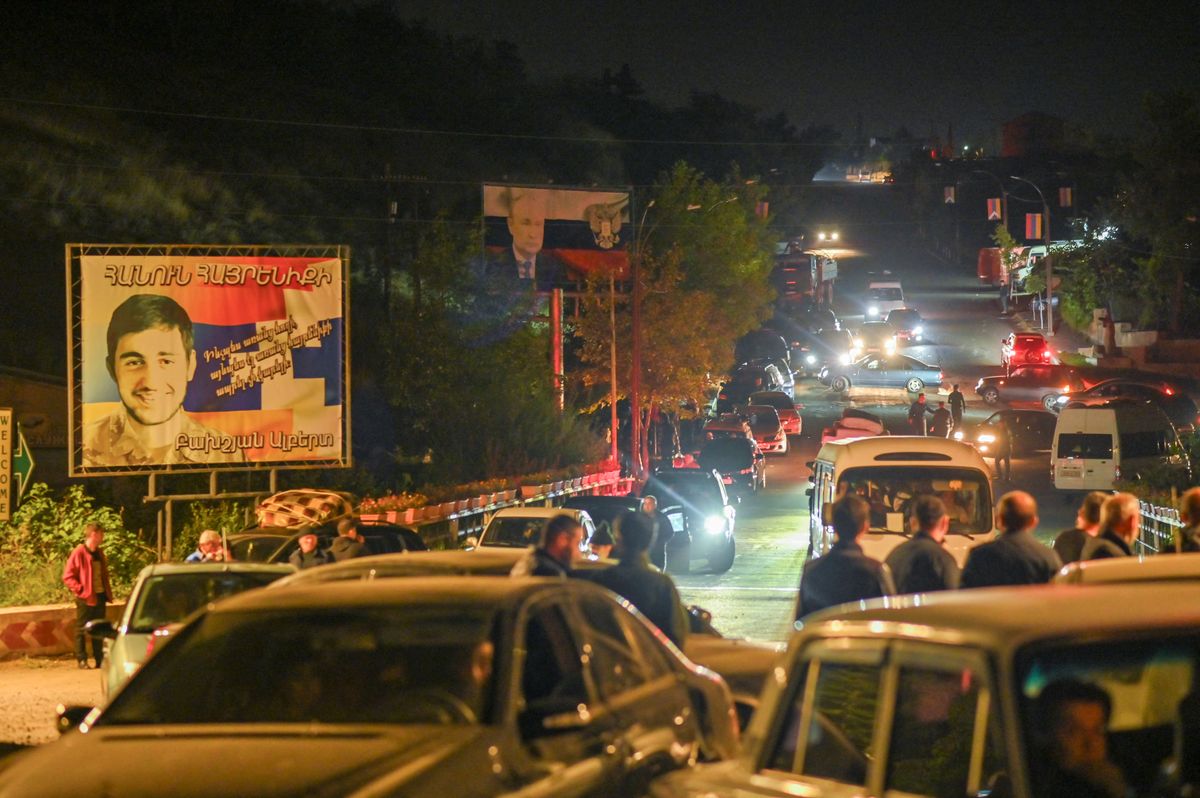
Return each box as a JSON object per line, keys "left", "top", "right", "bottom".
{"left": 288, "top": 530, "right": 332, "bottom": 569}
{"left": 185, "top": 529, "right": 229, "bottom": 563}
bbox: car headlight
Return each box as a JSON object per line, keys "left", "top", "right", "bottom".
{"left": 1056, "top": 395, "right": 1069, "bottom": 405}
{"left": 831, "top": 232, "right": 840, "bottom": 241}
{"left": 818, "top": 231, "right": 828, "bottom": 241}
{"left": 868, "top": 305, "right": 879, "bottom": 316}
{"left": 885, "top": 340, "right": 896, "bottom": 354}
{"left": 805, "top": 354, "right": 817, "bottom": 365}
{"left": 840, "top": 353, "right": 852, "bottom": 365}
{"left": 913, "top": 326, "right": 923, "bottom": 336}
{"left": 953, "top": 430, "right": 964, "bottom": 440}
{"left": 853, "top": 338, "right": 863, "bottom": 349}
{"left": 704, "top": 516, "right": 725, "bottom": 535}
{"left": 978, "top": 433, "right": 996, "bottom": 443}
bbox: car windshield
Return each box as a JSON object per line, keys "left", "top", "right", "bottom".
{"left": 749, "top": 392, "right": 793, "bottom": 411}
{"left": 102, "top": 606, "right": 497, "bottom": 726}
{"left": 887, "top": 310, "right": 920, "bottom": 326}
{"left": 837, "top": 466, "right": 992, "bottom": 534}
{"left": 649, "top": 475, "right": 722, "bottom": 509}
{"left": 747, "top": 406, "right": 781, "bottom": 431}
{"left": 482, "top": 517, "right": 546, "bottom": 547}
{"left": 869, "top": 287, "right": 903, "bottom": 301}
{"left": 1018, "top": 634, "right": 1200, "bottom": 798}
{"left": 698, "top": 439, "right": 754, "bottom": 471}
{"left": 130, "top": 572, "right": 288, "bottom": 633}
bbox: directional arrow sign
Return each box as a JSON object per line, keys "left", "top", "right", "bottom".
{"left": 13, "top": 421, "right": 33, "bottom": 504}
{"left": 0, "top": 408, "right": 11, "bottom": 521}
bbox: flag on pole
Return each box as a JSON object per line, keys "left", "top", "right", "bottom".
{"left": 1059, "top": 187, "right": 1073, "bottom": 207}
{"left": 986, "top": 198, "right": 1002, "bottom": 221}
{"left": 944, "top": 186, "right": 956, "bottom": 204}
{"left": 1025, "top": 213, "right": 1043, "bottom": 240}
{"left": 755, "top": 200, "right": 769, "bottom": 219}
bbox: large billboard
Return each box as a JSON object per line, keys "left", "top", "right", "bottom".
{"left": 482, "top": 184, "right": 631, "bottom": 289}
{"left": 67, "top": 244, "right": 349, "bottom": 476}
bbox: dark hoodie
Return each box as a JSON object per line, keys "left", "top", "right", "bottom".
{"left": 329, "top": 536, "right": 368, "bottom": 562}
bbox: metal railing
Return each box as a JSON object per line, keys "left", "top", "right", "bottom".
{"left": 1137, "top": 500, "right": 1182, "bottom": 555}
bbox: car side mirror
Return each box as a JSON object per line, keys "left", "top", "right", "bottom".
{"left": 84, "top": 619, "right": 117, "bottom": 639}
{"left": 56, "top": 705, "right": 96, "bottom": 735}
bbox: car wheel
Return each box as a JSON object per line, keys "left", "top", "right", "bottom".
{"left": 666, "top": 541, "right": 691, "bottom": 575}
{"left": 982, "top": 387, "right": 1000, "bottom": 405}
{"left": 831, "top": 376, "right": 849, "bottom": 392}
{"left": 1042, "top": 394, "right": 1060, "bottom": 412}
{"left": 905, "top": 377, "right": 924, "bottom": 393}
{"left": 709, "top": 537, "right": 735, "bottom": 573}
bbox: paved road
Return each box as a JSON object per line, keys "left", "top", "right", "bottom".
{"left": 676, "top": 182, "right": 1075, "bottom": 643}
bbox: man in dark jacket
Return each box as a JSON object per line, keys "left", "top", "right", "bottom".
{"left": 1053, "top": 492, "right": 1106, "bottom": 565}
{"left": 907, "top": 393, "right": 932, "bottom": 435}
{"left": 62, "top": 523, "right": 112, "bottom": 669}
{"left": 1081, "top": 493, "right": 1138, "bottom": 560}
{"left": 510, "top": 514, "right": 584, "bottom": 578}
{"left": 288, "top": 531, "right": 333, "bottom": 570}
{"left": 929, "top": 401, "right": 953, "bottom": 438}
{"left": 948, "top": 384, "right": 967, "bottom": 431}
{"left": 885, "top": 495, "right": 960, "bottom": 594}
{"left": 329, "top": 517, "right": 368, "bottom": 562}
{"left": 961, "top": 491, "right": 1062, "bottom": 588}
{"left": 796, "top": 495, "right": 895, "bottom": 620}
{"left": 640, "top": 495, "right": 675, "bottom": 570}
{"left": 587, "top": 512, "right": 688, "bottom": 648}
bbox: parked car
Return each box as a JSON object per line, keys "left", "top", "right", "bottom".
{"left": 1056, "top": 378, "right": 1200, "bottom": 433}
{"left": 749, "top": 390, "right": 802, "bottom": 436}
{"left": 703, "top": 413, "right": 754, "bottom": 442}
{"left": 790, "top": 327, "right": 854, "bottom": 375}
{"left": 561, "top": 495, "right": 641, "bottom": 535}
{"left": 817, "top": 353, "right": 943, "bottom": 393}
{"left": 717, "top": 361, "right": 789, "bottom": 407}
{"left": 1001, "top": 330, "right": 1054, "bottom": 368}
{"left": 34, "top": 578, "right": 739, "bottom": 797}
{"left": 1055, "top": 552, "right": 1200, "bottom": 583}
{"left": 953, "top": 408, "right": 1057, "bottom": 455}
{"left": 975, "top": 363, "right": 1090, "bottom": 410}
{"left": 850, "top": 321, "right": 897, "bottom": 359}
{"left": 651, "top": 582, "right": 1200, "bottom": 798}
{"left": 864, "top": 278, "right": 905, "bottom": 319}
{"left": 641, "top": 468, "right": 737, "bottom": 573}
{"left": 744, "top": 404, "right": 788, "bottom": 455}
{"left": 86, "top": 562, "right": 294, "bottom": 698}
{"left": 698, "top": 436, "right": 766, "bottom": 495}
{"left": 474, "top": 506, "right": 596, "bottom": 553}
{"left": 227, "top": 522, "right": 425, "bottom": 564}
{"left": 884, "top": 307, "right": 925, "bottom": 343}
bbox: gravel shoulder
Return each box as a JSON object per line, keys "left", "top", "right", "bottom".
{"left": 0, "top": 656, "right": 104, "bottom": 749}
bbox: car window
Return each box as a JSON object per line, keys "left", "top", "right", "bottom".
{"left": 130, "top": 571, "right": 288, "bottom": 633}
{"left": 866, "top": 358, "right": 883, "bottom": 370}
{"left": 575, "top": 595, "right": 650, "bottom": 698}
{"left": 1056, "top": 433, "right": 1113, "bottom": 459}
{"left": 802, "top": 661, "right": 880, "bottom": 783}
{"left": 885, "top": 664, "right": 983, "bottom": 798}
{"left": 521, "top": 601, "right": 590, "bottom": 713}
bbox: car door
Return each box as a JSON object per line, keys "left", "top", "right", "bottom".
{"left": 1006, "top": 366, "right": 1047, "bottom": 404}
{"left": 511, "top": 596, "right": 623, "bottom": 798}
{"left": 858, "top": 356, "right": 887, "bottom": 387}
{"left": 571, "top": 592, "right": 700, "bottom": 792}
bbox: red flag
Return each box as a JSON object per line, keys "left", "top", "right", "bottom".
{"left": 1025, "top": 213, "right": 1043, "bottom": 240}
{"left": 944, "top": 186, "right": 956, "bottom": 204}
{"left": 986, "top": 198, "right": 1002, "bottom": 220}
{"left": 1059, "top": 187, "right": 1073, "bottom": 207}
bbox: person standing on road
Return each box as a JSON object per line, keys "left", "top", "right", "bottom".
{"left": 288, "top": 531, "right": 332, "bottom": 570}
{"left": 1081, "top": 493, "right": 1139, "bottom": 560}
{"left": 948, "top": 384, "right": 966, "bottom": 430}
{"left": 639, "top": 495, "right": 674, "bottom": 570}
{"left": 907, "top": 393, "right": 932, "bottom": 435}
{"left": 960, "top": 491, "right": 1062, "bottom": 588}
{"left": 329, "top": 517, "right": 369, "bottom": 562}
{"left": 510, "top": 513, "right": 584, "bottom": 577}
{"left": 795, "top": 495, "right": 895, "bottom": 620}
{"left": 585, "top": 511, "right": 688, "bottom": 648}
{"left": 993, "top": 416, "right": 1013, "bottom": 480}
{"left": 1053, "top": 492, "right": 1106, "bottom": 565}
{"left": 1177, "top": 487, "right": 1200, "bottom": 553}
{"left": 929, "top": 401, "right": 952, "bottom": 438}
{"left": 885, "top": 495, "right": 960, "bottom": 594}
{"left": 62, "top": 523, "right": 112, "bottom": 670}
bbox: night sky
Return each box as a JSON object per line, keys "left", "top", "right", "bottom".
{"left": 396, "top": 0, "right": 1200, "bottom": 147}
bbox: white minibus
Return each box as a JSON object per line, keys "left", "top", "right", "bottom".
{"left": 1052, "top": 403, "right": 1189, "bottom": 490}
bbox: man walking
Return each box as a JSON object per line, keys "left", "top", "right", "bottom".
{"left": 961, "top": 491, "right": 1061, "bottom": 588}
{"left": 62, "top": 523, "right": 112, "bottom": 669}
{"left": 929, "top": 401, "right": 953, "bottom": 438}
{"left": 510, "top": 514, "right": 584, "bottom": 577}
{"left": 329, "top": 517, "right": 369, "bottom": 562}
{"left": 907, "top": 393, "right": 932, "bottom": 435}
{"left": 948, "top": 384, "right": 966, "bottom": 431}
{"left": 1052, "top": 492, "right": 1106, "bottom": 565}
{"left": 639, "top": 495, "right": 674, "bottom": 570}
{"left": 885, "top": 496, "right": 960, "bottom": 594}
{"left": 586, "top": 512, "right": 688, "bottom": 648}
{"left": 1081, "top": 493, "right": 1139, "bottom": 560}
{"left": 993, "top": 416, "right": 1013, "bottom": 480}
{"left": 796, "top": 495, "right": 895, "bottom": 619}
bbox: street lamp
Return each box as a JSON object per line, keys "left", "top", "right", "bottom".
{"left": 1008, "top": 175, "right": 1053, "bottom": 334}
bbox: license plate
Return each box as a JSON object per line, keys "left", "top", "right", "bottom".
{"left": 1059, "top": 467, "right": 1083, "bottom": 479}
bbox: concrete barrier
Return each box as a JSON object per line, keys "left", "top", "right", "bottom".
{"left": 0, "top": 602, "right": 124, "bottom": 661}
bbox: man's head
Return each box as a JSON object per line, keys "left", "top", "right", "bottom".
{"left": 831, "top": 495, "right": 870, "bottom": 545}
{"left": 105, "top": 294, "right": 197, "bottom": 426}
{"left": 504, "top": 189, "right": 547, "bottom": 262}
{"left": 1099, "top": 492, "right": 1140, "bottom": 545}
{"left": 911, "top": 495, "right": 949, "bottom": 542}
{"left": 996, "top": 490, "right": 1038, "bottom": 534}
{"left": 640, "top": 495, "right": 659, "bottom": 515}
{"left": 540, "top": 514, "right": 584, "bottom": 567}
{"left": 1036, "top": 680, "right": 1112, "bottom": 773}
{"left": 1181, "top": 487, "right": 1200, "bottom": 526}
{"left": 589, "top": 522, "right": 614, "bottom": 559}
{"left": 937, "top": 401, "right": 946, "bottom": 409}
{"left": 197, "top": 529, "right": 222, "bottom": 556}
{"left": 83, "top": 523, "right": 105, "bottom": 551}
{"left": 337, "top": 517, "right": 361, "bottom": 540}
{"left": 1077, "top": 491, "right": 1107, "bottom": 534}
{"left": 917, "top": 393, "right": 926, "bottom": 404}
{"left": 613, "top": 511, "right": 653, "bottom": 560}
{"left": 952, "top": 383, "right": 960, "bottom": 391}
{"left": 297, "top": 532, "right": 318, "bottom": 554}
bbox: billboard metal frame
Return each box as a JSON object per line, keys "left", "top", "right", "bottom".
{"left": 66, "top": 243, "right": 352, "bottom": 477}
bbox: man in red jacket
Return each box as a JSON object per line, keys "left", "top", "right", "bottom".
{"left": 62, "top": 524, "right": 112, "bottom": 669}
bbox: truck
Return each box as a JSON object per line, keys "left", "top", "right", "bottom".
{"left": 772, "top": 244, "right": 837, "bottom": 307}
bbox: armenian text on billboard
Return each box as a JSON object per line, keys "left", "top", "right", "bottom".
{"left": 68, "top": 244, "right": 349, "bottom": 476}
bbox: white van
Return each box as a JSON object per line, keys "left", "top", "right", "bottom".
{"left": 807, "top": 437, "right": 994, "bottom": 566}
{"left": 865, "top": 279, "right": 905, "bottom": 319}
{"left": 1052, "top": 403, "right": 1189, "bottom": 490}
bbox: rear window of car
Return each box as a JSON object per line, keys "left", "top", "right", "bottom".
{"left": 869, "top": 287, "right": 903, "bottom": 301}
{"left": 886, "top": 310, "right": 919, "bottom": 325}
{"left": 750, "top": 392, "right": 793, "bottom": 411}
{"left": 131, "top": 571, "right": 288, "bottom": 633}
{"left": 1056, "top": 433, "right": 1113, "bottom": 459}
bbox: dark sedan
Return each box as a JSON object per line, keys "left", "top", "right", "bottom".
{"left": 974, "top": 363, "right": 1089, "bottom": 410}
{"left": 818, "top": 353, "right": 943, "bottom": 393}
{"left": 1056, "top": 378, "right": 1200, "bottom": 433}
{"left": 953, "top": 409, "right": 1057, "bottom": 456}
{"left": 30, "top": 579, "right": 737, "bottom": 798}
{"left": 885, "top": 307, "right": 926, "bottom": 344}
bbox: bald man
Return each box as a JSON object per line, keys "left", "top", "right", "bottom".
{"left": 960, "top": 491, "right": 1062, "bottom": 588}
{"left": 1080, "top": 493, "right": 1139, "bottom": 560}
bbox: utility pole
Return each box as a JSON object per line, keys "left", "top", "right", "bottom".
{"left": 1009, "top": 176, "right": 1053, "bottom": 333}
{"left": 629, "top": 200, "right": 654, "bottom": 478}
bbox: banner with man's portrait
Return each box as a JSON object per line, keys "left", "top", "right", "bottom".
{"left": 67, "top": 244, "right": 349, "bottom": 476}
{"left": 482, "top": 184, "right": 631, "bottom": 290}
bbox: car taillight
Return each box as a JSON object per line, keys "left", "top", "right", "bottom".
{"left": 739, "top": 467, "right": 753, "bottom": 474}
{"left": 1114, "top": 466, "right": 1121, "bottom": 480}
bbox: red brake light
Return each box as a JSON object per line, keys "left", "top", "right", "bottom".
{"left": 1166, "top": 387, "right": 1175, "bottom": 395}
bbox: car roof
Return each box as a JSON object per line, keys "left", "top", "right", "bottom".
{"left": 817, "top": 436, "right": 990, "bottom": 470}
{"left": 490, "top": 506, "right": 589, "bottom": 520}
{"left": 136, "top": 562, "right": 297, "bottom": 579}
{"left": 799, "top": 582, "right": 1200, "bottom": 650}
{"left": 1056, "top": 553, "right": 1200, "bottom": 584}
{"left": 274, "top": 549, "right": 627, "bottom": 586}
